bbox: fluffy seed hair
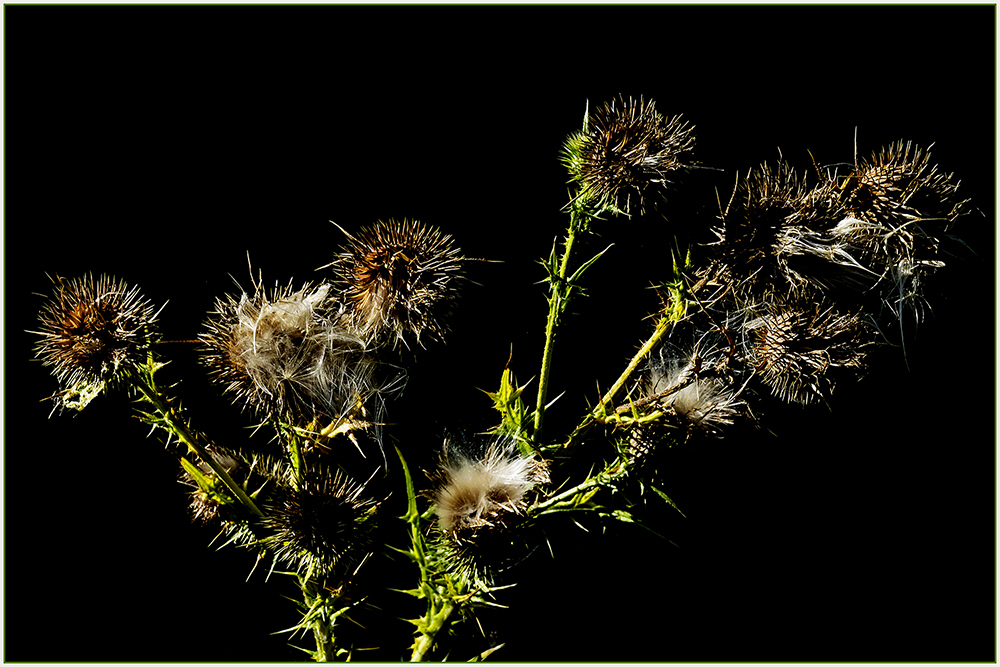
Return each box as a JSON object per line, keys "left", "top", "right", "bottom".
{"left": 645, "top": 339, "right": 746, "bottom": 440}
{"left": 743, "top": 299, "right": 873, "bottom": 406}
{"left": 31, "top": 273, "right": 160, "bottom": 411}
{"left": 567, "top": 95, "right": 695, "bottom": 216}
{"left": 432, "top": 438, "right": 549, "bottom": 542}
{"left": 199, "top": 280, "right": 382, "bottom": 425}
{"left": 327, "top": 219, "right": 465, "bottom": 350}
{"left": 261, "top": 465, "right": 379, "bottom": 577}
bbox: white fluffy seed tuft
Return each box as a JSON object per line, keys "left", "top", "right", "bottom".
{"left": 433, "top": 439, "right": 548, "bottom": 538}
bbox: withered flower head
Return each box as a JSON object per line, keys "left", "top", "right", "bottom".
{"left": 327, "top": 219, "right": 465, "bottom": 350}
{"left": 743, "top": 299, "right": 873, "bottom": 406}
{"left": 565, "top": 95, "right": 695, "bottom": 216}
{"left": 432, "top": 437, "right": 548, "bottom": 541}
{"left": 429, "top": 436, "right": 549, "bottom": 584}
{"left": 713, "top": 161, "right": 808, "bottom": 289}
{"left": 627, "top": 321, "right": 749, "bottom": 461}
{"left": 712, "top": 161, "right": 871, "bottom": 298}
{"left": 825, "top": 141, "right": 970, "bottom": 324}
{"left": 262, "top": 465, "right": 379, "bottom": 576}
{"left": 32, "top": 273, "right": 160, "bottom": 411}
{"left": 833, "top": 140, "right": 968, "bottom": 230}
{"left": 199, "top": 280, "right": 383, "bottom": 424}
{"left": 645, "top": 339, "right": 746, "bottom": 440}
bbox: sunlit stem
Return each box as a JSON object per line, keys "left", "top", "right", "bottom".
{"left": 533, "top": 220, "right": 579, "bottom": 438}
{"left": 530, "top": 455, "right": 632, "bottom": 515}
{"left": 558, "top": 314, "right": 674, "bottom": 450}
{"left": 130, "top": 363, "right": 264, "bottom": 518}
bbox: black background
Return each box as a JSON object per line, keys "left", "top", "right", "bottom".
{"left": 4, "top": 5, "right": 995, "bottom": 663}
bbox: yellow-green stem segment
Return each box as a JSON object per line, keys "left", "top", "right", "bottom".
{"left": 131, "top": 367, "right": 264, "bottom": 518}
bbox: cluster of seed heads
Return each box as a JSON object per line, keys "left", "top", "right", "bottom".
{"left": 711, "top": 141, "right": 968, "bottom": 314}
{"left": 632, "top": 138, "right": 969, "bottom": 451}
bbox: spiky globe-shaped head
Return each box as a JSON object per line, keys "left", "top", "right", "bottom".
{"left": 329, "top": 219, "right": 465, "bottom": 350}
{"left": 712, "top": 161, "right": 808, "bottom": 289}
{"left": 565, "top": 95, "right": 695, "bottom": 216}
{"left": 428, "top": 437, "right": 549, "bottom": 584}
{"left": 744, "top": 299, "right": 873, "bottom": 406}
{"left": 834, "top": 141, "right": 968, "bottom": 231}
{"left": 32, "top": 273, "right": 160, "bottom": 411}
{"left": 262, "top": 466, "right": 379, "bottom": 577}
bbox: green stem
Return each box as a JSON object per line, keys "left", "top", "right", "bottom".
{"left": 530, "top": 456, "right": 632, "bottom": 515}
{"left": 533, "top": 219, "right": 580, "bottom": 438}
{"left": 410, "top": 594, "right": 456, "bottom": 662}
{"left": 557, "top": 314, "right": 674, "bottom": 450}
{"left": 300, "top": 573, "right": 336, "bottom": 662}
{"left": 130, "top": 365, "right": 264, "bottom": 518}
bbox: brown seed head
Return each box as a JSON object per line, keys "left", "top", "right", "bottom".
{"left": 745, "top": 300, "right": 872, "bottom": 406}
{"left": 32, "top": 274, "right": 159, "bottom": 406}
{"left": 329, "top": 219, "right": 464, "bottom": 349}
{"left": 262, "top": 466, "right": 379, "bottom": 576}
{"left": 571, "top": 95, "right": 695, "bottom": 216}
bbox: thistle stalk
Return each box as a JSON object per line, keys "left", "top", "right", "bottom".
{"left": 533, "top": 219, "right": 579, "bottom": 438}
{"left": 530, "top": 455, "right": 632, "bottom": 516}
{"left": 130, "top": 359, "right": 264, "bottom": 518}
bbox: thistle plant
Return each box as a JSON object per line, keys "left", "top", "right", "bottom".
{"left": 28, "top": 95, "right": 977, "bottom": 662}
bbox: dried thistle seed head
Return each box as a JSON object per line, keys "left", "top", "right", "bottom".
{"left": 743, "top": 300, "right": 873, "bottom": 406}
{"left": 431, "top": 438, "right": 549, "bottom": 542}
{"left": 199, "top": 280, "right": 383, "bottom": 424}
{"left": 712, "top": 161, "right": 808, "bottom": 292}
{"left": 428, "top": 436, "right": 549, "bottom": 584}
{"left": 628, "top": 322, "right": 748, "bottom": 458}
{"left": 836, "top": 140, "right": 969, "bottom": 229}
{"left": 328, "top": 219, "right": 465, "bottom": 350}
{"left": 712, "top": 161, "right": 869, "bottom": 298}
{"left": 261, "top": 466, "right": 379, "bottom": 576}
{"left": 31, "top": 273, "right": 160, "bottom": 411}
{"left": 568, "top": 95, "right": 695, "bottom": 216}
{"left": 819, "top": 141, "right": 970, "bottom": 330}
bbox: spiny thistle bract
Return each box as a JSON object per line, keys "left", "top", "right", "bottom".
{"left": 31, "top": 273, "right": 161, "bottom": 412}
{"left": 429, "top": 437, "right": 549, "bottom": 584}
{"left": 742, "top": 298, "right": 874, "bottom": 406}
{"left": 199, "top": 280, "right": 384, "bottom": 426}
{"left": 327, "top": 219, "right": 465, "bottom": 350}
{"left": 563, "top": 95, "right": 695, "bottom": 216}
{"left": 260, "top": 465, "right": 380, "bottom": 577}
